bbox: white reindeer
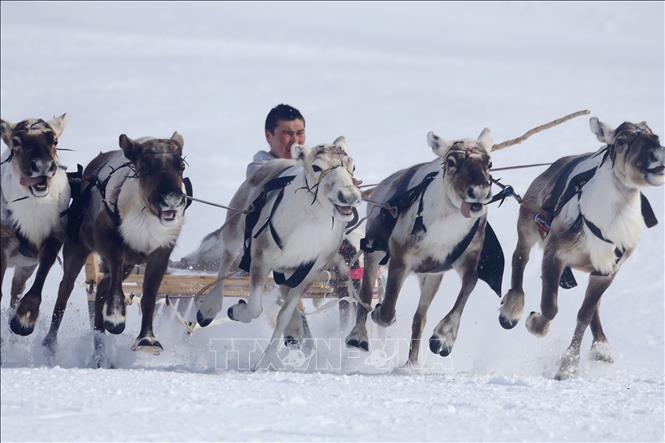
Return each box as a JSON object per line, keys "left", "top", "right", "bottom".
{"left": 195, "top": 137, "right": 361, "bottom": 368}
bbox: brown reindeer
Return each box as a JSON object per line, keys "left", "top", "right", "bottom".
{"left": 1, "top": 114, "right": 70, "bottom": 336}
{"left": 41, "top": 133, "right": 188, "bottom": 364}
{"left": 345, "top": 129, "right": 504, "bottom": 366}
{"left": 499, "top": 117, "right": 663, "bottom": 379}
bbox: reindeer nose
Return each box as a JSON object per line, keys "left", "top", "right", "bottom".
{"left": 162, "top": 191, "right": 186, "bottom": 208}
{"left": 337, "top": 191, "right": 349, "bottom": 204}
{"left": 30, "top": 161, "right": 40, "bottom": 173}
{"left": 466, "top": 184, "right": 491, "bottom": 201}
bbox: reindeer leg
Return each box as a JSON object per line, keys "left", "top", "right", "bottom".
{"left": 254, "top": 276, "right": 316, "bottom": 371}
{"left": 9, "top": 265, "right": 36, "bottom": 310}
{"left": 91, "top": 276, "right": 110, "bottom": 368}
{"left": 371, "top": 256, "right": 407, "bottom": 327}
{"left": 42, "top": 239, "right": 90, "bottom": 353}
{"left": 589, "top": 298, "right": 614, "bottom": 363}
{"left": 555, "top": 274, "right": 614, "bottom": 380}
{"left": 346, "top": 250, "right": 381, "bottom": 351}
{"left": 227, "top": 255, "right": 270, "bottom": 323}
{"left": 500, "top": 210, "right": 538, "bottom": 329}
{"left": 429, "top": 259, "right": 479, "bottom": 357}
{"left": 526, "top": 240, "right": 564, "bottom": 337}
{"left": 282, "top": 286, "right": 305, "bottom": 348}
{"left": 10, "top": 237, "right": 62, "bottom": 336}
{"left": 101, "top": 248, "right": 126, "bottom": 335}
{"left": 195, "top": 248, "right": 236, "bottom": 327}
{"left": 132, "top": 247, "right": 171, "bottom": 354}
{"left": 407, "top": 273, "right": 443, "bottom": 366}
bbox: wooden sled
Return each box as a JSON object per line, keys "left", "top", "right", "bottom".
{"left": 82, "top": 254, "right": 380, "bottom": 331}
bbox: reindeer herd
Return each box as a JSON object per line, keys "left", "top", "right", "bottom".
{"left": 1, "top": 113, "right": 663, "bottom": 379}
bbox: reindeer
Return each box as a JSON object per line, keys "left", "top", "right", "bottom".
{"left": 41, "top": 132, "right": 189, "bottom": 362}
{"left": 498, "top": 117, "right": 663, "bottom": 379}
{"left": 345, "top": 129, "right": 504, "bottom": 366}
{"left": 1, "top": 114, "right": 70, "bottom": 336}
{"left": 195, "top": 137, "right": 361, "bottom": 368}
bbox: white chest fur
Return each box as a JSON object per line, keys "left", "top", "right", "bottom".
{"left": 116, "top": 179, "right": 183, "bottom": 255}
{"left": 1, "top": 161, "right": 70, "bottom": 247}
{"left": 559, "top": 162, "right": 644, "bottom": 275}
{"left": 392, "top": 172, "right": 479, "bottom": 269}
{"left": 265, "top": 179, "right": 344, "bottom": 270}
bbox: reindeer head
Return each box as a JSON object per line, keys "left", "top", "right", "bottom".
{"left": 291, "top": 136, "right": 361, "bottom": 222}
{"left": 427, "top": 128, "right": 493, "bottom": 219}
{"left": 1, "top": 114, "right": 67, "bottom": 197}
{"left": 590, "top": 117, "right": 664, "bottom": 188}
{"left": 119, "top": 132, "right": 187, "bottom": 226}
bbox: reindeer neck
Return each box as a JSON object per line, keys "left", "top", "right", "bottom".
{"left": 577, "top": 158, "right": 642, "bottom": 251}
{"left": 421, "top": 161, "right": 466, "bottom": 221}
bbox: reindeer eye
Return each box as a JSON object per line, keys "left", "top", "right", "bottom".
{"left": 53, "top": 137, "right": 58, "bottom": 146}
{"left": 312, "top": 165, "right": 322, "bottom": 172}
{"left": 12, "top": 136, "right": 21, "bottom": 147}
{"left": 616, "top": 135, "right": 628, "bottom": 146}
{"left": 446, "top": 158, "right": 456, "bottom": 168}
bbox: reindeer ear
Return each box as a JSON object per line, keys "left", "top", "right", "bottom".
{"left": 590, "top": 117, "right": 615, "bottom": 144}
{"left": 47, "top": 113, "right": 67, "bottom": 138}
{"left": 427, "top": 131, "right": 453, "bottom": 157}
{"left": 119, "top": 134, "right": 140, "bottom": 162}
{"left": 333, "top": 136, "right": 348, "bottom": 152}
{"left": 1, "top": 119, "right": 15, "bottom": 148}
{"left": 170, "top": 131, "right": 184, "bottom": 151}
{"left": 638, "top": 121, "right": 653, "bottom": 134}
{"left": 477, "top": 128, "right": 493, "bottom": 152}
{"left": 291, "top": 143, "right": 309, "bottom": 162}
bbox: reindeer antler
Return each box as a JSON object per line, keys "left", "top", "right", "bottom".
{"left": 492, "top": 109, "right": 590, "bottom": 151}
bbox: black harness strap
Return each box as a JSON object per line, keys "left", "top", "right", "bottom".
{"left": 238, "top": 173, "right": 297, "bottom": 273}
{"left": 273, "top": 260, "right": 317, "bottom": 288}
{"left": 183, "top": 177, "right": 194, "bottom": 210}
{"left": 641, "top": 192, "right": 658, "bottom": 228}
{"left": 425, "top": 219, "right": 480, "bottom": 274}
{"left": 361, "top": 170, "right": 439, "bottom": 265}
{"left": 477, "top": 222, "right": 504, "bottom": 296}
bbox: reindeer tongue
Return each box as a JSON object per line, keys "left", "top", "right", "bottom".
{"left": 460, "top": 201, "right": 472, "bottom": 219}
{"left": 20, "top": 175, "right": 47, "bottom": 187}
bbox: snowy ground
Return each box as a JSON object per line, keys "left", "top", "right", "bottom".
{"left": 1, "top": 2, "right": 664, "bottom": 442}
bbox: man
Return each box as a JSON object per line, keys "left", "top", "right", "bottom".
{"left": 178, "top": 104, "right": 305, "bottom": 270}
{"left": 246, "top": 104, "right": 305, "bottom": 178}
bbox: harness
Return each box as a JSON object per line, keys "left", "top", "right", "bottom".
{"left": 239, "top": 163, "right": 357, "bottom": 289}
{"left": 360, "top": 147, "right": 505, "bottom": 296}
{"left": 238, "top": 171, "right": 310, "bottom": 287}
{"left": 536, "top": 139, "right": 658, "bottom": 288}
{"left": 65, "top": 159, "right": 193, "bottom": 239}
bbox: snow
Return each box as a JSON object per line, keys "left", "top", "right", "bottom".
{"left": 1, "top": 2, "right": 664, "bottom": 442}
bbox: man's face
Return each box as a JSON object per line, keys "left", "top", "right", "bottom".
{"left": 265, "top": 119, "right": 305, "bottom": 159}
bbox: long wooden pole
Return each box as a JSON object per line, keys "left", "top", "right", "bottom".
{"left": 492, "top": 109, "right": 590, "bottom": 151}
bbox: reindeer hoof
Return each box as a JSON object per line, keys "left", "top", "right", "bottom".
{"left": 499, "top": 314, "right": 519, "bottom": 330}
{"left": 345, "top": 337, "right": 369, "bottom": 351}
{"left": 429, "top": 335, "right": 452, "bottom": 357}
{"left": 370, "top": 304, "right": 395, "bottom": 327}
{"left": 590, "top": 341, "right": 614, "bottom": 363}
{"left": 132, "top": 337, "right": 164, "bottom": 355}
{"left": 9, "top": 314, "right": 35, "bottom": 336}
{"left": 227, "top": 299, "right": 256, "bottom": 323}
{"left": 197, "top": 310, "right": 214, "bottom": 327}
{"left": 526, "top": 312, "right": 550, "bottom": 336}
{"left": 103, "top": 320, "right": 125, "bottom": 335}
{"left": 284, "top": 336, "right": 301, "bottom": 349}
{"left": 42, "top": 335, "right": 57, "bottom": 354}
